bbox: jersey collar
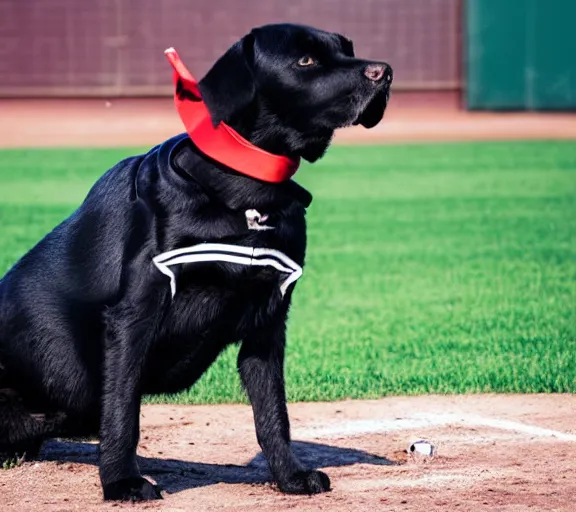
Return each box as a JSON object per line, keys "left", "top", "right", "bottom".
{"left": 165, "top": 48, "right": 300, "bottom": 183}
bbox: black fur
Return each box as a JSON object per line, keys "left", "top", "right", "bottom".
{"left": 0, "top": 23, "right": 391, "bottom": 501}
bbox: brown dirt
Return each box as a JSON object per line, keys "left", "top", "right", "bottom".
{"left": 1, "top": 92, "right": 576, "bottom": 148}
{"left": 1, "top": 394, "right": 575, "bottom": 511}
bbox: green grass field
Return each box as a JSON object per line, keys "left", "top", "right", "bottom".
{"left": 1, "top": 141, "right": 575, "bottom": 403}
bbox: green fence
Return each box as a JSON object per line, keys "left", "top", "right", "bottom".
{"left": 465, "top": 0, "right": 576, "bottom": 110}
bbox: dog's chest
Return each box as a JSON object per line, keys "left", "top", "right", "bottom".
{"left": 158, "top": 206, "right": 306, "bottom": 335}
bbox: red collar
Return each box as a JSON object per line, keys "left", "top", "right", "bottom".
{"left": 165, "top": 48, "right": 300, "bottom": 183}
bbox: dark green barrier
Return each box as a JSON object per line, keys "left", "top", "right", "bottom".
{"left": 465, "top": 0, "right": 576, "bottom": 110}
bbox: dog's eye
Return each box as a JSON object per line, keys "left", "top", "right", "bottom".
{"left": 297, "top": 56, "right": 316, "bottom": 67}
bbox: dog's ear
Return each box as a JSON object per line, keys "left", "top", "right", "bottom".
{"left": 338, "top": 34, "right": 355, "bottom": 57}
{"left": 355, "top": 87, "right": 389, "bottom": 129}
{"left": 198, "top": 33, "right": 256, "bottom": 125}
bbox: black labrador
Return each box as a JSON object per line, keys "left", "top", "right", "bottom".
{"left": 0, "top": 23, "right": 392, "bottom": 501}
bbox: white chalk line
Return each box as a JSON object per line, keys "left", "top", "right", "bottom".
{"left": 296, "top": 412, "right": 576, "bottom": 442}
{"left": 337, "top": 471, "right": 493, "bottom": 492}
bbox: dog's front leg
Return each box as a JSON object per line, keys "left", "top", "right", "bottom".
{"left": 99, "top": 278, "right": 168, "bottom": 502}
{"left": 238, "top": 319, "right": 331, "bottom": 495}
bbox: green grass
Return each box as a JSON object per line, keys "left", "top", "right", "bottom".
{"left": 1, "top": 454, "right": 26, "bottom": 470}
{"left": 1, "top": 141, "right": 575, "bottom": 403}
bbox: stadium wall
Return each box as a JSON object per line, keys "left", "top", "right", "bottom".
{"left": 0, "top": 0, "right": 461, "bottom": 97}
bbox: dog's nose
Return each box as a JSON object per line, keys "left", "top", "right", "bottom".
{"left": 364, "top": 64, "right": 391, "bottom": 83}
{"left": 364, "top": 64, "right": 386, "bottom": 82}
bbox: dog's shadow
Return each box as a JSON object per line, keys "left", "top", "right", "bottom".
{"left": 41, "top": 439, "right": 396, "bottom": 494}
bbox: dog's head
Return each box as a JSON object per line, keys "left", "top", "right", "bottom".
{"left": 199, "top": 23, "right": 393, "bottom": 163}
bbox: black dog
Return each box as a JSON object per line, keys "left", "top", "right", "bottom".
{"left": 0, "top": 23, "right": 391, "bottom": 501}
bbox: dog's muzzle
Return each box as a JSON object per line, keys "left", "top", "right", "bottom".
{"left": 153, "top": 243, "right": 302, "bottom": 298}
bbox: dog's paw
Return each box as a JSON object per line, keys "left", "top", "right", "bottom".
{"left": 277, "top": 470, "right": 331, "bottom": 494}
{"left": 103, "top": 477, "right": 163, "bottom": 502}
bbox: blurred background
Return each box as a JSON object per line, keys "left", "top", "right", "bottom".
{"left": 1, "top": 0, "right": 575, "bottom": 147}
{"left": 1, "top": 0, "right": 461, "bottom": 96}
{"left": 1, "top": 0, "right": 575, "bottom": 106}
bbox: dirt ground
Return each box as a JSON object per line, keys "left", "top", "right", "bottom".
{"left": 1, "top": 395, "right": 575, "bottom": 511}
{"left": 1, "top": 92, "right": 576, "bottom": 148}
{"left": 1, "top": 94, "right": 576, "bottom": 511}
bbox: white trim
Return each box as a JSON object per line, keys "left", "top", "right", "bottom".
{"left": 154, "top": 243, "right": 255, "bottom": 264}
{"left": 152, "top": 243, "right": 302, "bottom": 298}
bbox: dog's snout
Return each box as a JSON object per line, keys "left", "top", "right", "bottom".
{"left": 364, "top": 64, "right": 391, "bottom": 83}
